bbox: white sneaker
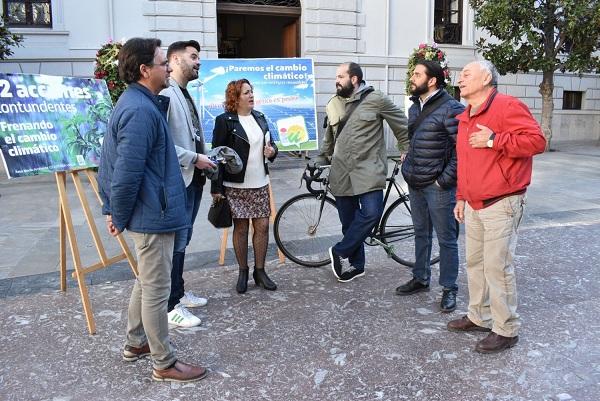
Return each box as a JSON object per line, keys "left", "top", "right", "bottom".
{"left": 168, "top": 305, "right": 201, "bottom": 328}
{"left": 179, "top": 291, "right": 208, "bottom": 308}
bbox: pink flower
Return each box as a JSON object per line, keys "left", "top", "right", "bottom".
{"left": 419, "top": 43, "right": 426, "bottom": 49}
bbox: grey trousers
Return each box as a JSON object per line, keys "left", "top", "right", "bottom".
{"left": 126, "top": 231, "right": 177, "bottom": 370}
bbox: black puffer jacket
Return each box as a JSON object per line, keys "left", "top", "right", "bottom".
{"left": 401, "top": 90, "right": 464, "bottom": 189}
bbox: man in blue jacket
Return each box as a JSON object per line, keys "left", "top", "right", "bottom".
{"left": 395, "top": 60, "right": 464, "bottom": 313}
{"left": 98, "top": 37, "right": 206, "bottom": 382}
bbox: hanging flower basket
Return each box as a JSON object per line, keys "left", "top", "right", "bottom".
{"left": 406, "top": 42, "right": 453, "bottom": 96}
{"left": 94, "top": 40, "right": 127, "bottom": 105}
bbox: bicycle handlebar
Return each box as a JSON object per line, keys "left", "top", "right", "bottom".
{"left": 302, "top": 164, "right": 330, "bottom": 196}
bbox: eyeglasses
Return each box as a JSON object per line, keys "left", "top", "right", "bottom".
{"left": 147, "top": 60, "right": 169, "bottom": 68}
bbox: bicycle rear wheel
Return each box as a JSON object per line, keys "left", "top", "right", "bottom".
{"left": 274, "top": 193, "right": 342, "bottom": 267}
{"left": 380, "top": 198, "right": 440, "bottom": 267}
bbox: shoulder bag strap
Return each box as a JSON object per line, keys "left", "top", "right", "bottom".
{"left": 408, "top": 94, "right": 448, "bottom": 137}
{"left": 335, "top": 87, "right": 374, "bottom": 137}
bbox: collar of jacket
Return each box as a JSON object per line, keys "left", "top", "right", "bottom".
{"left": 129, "top": 82, "right": 170, "bottom": 115}
{"left": 222, "top": 109, "right": 265, "bottom": 121}
{"left": 457, "top": 88, "right": 498, "bottom": 122}
{"left": 346, "top": 84, "right": 373, "bottom": 102}
{"left": 222, "top": 109, "right": 268, "bottom": 143}
{"left": 410, "top": 88, "right": 447, "bottom": 106}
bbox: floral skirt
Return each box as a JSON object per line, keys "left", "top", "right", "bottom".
{"left": 224, "top": 185, "right": 271, "bottom": 219}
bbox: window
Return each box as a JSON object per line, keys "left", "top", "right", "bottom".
{"left": 434, "top": 0, "right": 462, "bottom": 45}
{"left": 562, "top": 91, "right": 583, "bottom": 110}
{"left": 218, "top": 0, "right": 300, "bottom": 5}
{"left": 3, "top": 0, "right": 52, "bottom": 27}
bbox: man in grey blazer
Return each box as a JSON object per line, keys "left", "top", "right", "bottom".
{"left": 160, "top": 40, "right": 215, "bottom": 328}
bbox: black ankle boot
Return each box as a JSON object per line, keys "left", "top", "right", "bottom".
{"left": 253, "top": 268, "right": 277, "bottom": 291}
{"left": 236, "top": 268, "right": 249, "bottom": 294}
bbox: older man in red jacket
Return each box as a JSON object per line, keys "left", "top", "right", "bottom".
{"left": 448, "top": 60, "right": 546, "bottom": 353}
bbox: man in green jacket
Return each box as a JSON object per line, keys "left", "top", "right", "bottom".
{"left": 317, "top": 62, "right": 409, "bottom": 282}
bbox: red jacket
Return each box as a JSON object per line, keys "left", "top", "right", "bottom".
{"left": 456, "top": 90, "right": 546, "bottom": 210}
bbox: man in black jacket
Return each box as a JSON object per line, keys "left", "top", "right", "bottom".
{"left": 395, "top": 60, "right": 465, "bottom": 312}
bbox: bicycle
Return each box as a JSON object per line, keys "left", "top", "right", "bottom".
{"left": 273, "top": 156, "right": 441, "bottom": 268}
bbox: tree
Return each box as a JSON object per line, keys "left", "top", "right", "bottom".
{"left": 0, "top": 15, "right": 23, "bottom": 60}
{"left": 469, "top": 0, "right": 600, "bottom": 150}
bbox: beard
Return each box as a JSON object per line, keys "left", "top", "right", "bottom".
{"left": 410, "top": 81, "right": 429, "bottom": 97}
{"left": 336, "top": 81, "right": 354, "bottom": 98}
{"left": 186, "top": 65, "right": 199, "bottom": 81}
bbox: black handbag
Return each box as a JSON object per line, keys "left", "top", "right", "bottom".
{"left": 208, "top": 198, "right": 232, "bottom": 228}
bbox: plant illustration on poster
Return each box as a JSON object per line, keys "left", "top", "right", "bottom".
{"left": 190, "top": 58, "right": 319, "bottom": 152}
{"left": 0, "top": 73, "right": 111, "bottom": 178}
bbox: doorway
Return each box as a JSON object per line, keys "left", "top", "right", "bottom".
{"left": 217, "top": 0, "right": 301, "bottom": 58}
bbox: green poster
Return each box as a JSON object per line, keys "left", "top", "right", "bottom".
{"left": 0, "top": 73, "right": 112, "bottom": 178}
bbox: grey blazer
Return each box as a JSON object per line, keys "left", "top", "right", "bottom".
{"left": 160, "top": 77, "right": 205, "bottom": 187}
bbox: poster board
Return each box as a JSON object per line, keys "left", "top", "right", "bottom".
{"left": 0, "top": 73, "right": 110, "bottom": 178}
{"left": 191, "top": 58, "right": 319, "bottom": 152}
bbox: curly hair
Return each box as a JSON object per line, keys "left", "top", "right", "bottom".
{"left": 223, "top": 78, "right": 252, "bottom": 113}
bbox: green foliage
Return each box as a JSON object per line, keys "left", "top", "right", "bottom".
{"left": 63, "top": 95, "right": 112, "bottom": 161}
{"left": 94, "top": 40, "right": 127, "bottom": 104}
{"left": 405, "top": 43, "right": 454, "bottom": 95}
{"left": 469, "top": 0, "right": 600, "bottom": 75}
{"left": 0, "top": 14, "right": 23, "bottom": 60}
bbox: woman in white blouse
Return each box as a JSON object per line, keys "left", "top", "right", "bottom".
{"left": 211, "top": 79, "right": 278, "bottom": 294}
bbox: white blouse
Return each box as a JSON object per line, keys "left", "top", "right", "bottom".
{"left": 224, "top": 114, "right": 269, "bottom": 189}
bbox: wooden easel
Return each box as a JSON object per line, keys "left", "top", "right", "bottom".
{"left": 218, "top": 183, "right": 285, "bottom": 265}
{"left": 56, "top": 169, "right": 138, "bottom": 334}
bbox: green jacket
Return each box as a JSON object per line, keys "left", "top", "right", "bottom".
{"left": 317, "top": 85, "right": 409, "bottom": 196}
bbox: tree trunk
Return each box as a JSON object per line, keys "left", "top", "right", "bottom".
{"left": 539, "top": 69, "right": 554, "bottom": 151}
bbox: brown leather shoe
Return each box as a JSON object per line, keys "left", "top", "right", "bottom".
{"left": 122, "top": 343, "right": 151, "bottom": 362}
{"left": 475, "top": 332, "right": 519, "bottom": 354}
{"left": 447, "top": 315, "right": 491, "bottom": 332}
{"left": 152, "top": 360, "right": 208, "bottom": 383}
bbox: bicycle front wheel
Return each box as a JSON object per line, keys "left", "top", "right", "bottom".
{"left": 380, "top": 198, "right": 440, "bottom": 267}
{"left": 274, "top": 193, "right": 342, "bottom": 267}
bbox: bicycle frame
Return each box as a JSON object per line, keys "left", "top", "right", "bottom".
{"left": 302, "top": 157, "right": 412, "bottom": 258}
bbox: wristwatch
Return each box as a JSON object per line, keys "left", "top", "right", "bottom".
{"left": 486, "top": 132, "right": 496, "bottom": 148}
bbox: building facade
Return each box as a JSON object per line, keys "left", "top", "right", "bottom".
{"left": 1, "top": 0, "right": 599, "bottom": 144}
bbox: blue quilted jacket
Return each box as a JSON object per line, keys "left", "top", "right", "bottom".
{"left": 401, "top": 90, "right": 465, "bottom": 189}
{"left": 98, "top": 83, "right": 189, "bottom": 233}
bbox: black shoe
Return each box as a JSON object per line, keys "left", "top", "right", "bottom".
{"left": 253, "top": 268, "right": 277, "bottom": 291}
{"left": 440, "top": 289, "right": 457, "bottom": 313}
{"left": 337, "top": 266, "right": 365, "bottom": 283}
{"left": 329, "top": 247, "right": 346, "bottom": 279}
{"left": 395, "top": 277, "right": 430, "bottom": 295}
{"left": 236, "top": 268, "right": 249, "bottom": 294}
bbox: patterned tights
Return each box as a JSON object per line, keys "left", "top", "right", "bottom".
{"left": 232, "top": 217, "right": 270, "bottom": 270}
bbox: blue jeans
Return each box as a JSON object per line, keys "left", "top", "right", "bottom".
{"left": 168, "top": 184, "right": 203, "bottom": 311}
{"left": 333, "top": 190, "right": 384, "bottom": 270}
{"left": 409, "top": 183, "right": 459, "bottom": 292}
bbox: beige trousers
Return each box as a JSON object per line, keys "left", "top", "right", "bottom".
{"left": 126, "top": 231, "right": 176, "bottom": 370}
{"left": 465, "top": 195, "right": 525, "bottom": 337}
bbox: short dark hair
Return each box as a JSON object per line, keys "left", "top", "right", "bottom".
{"left": 344, "top": 62, "right": 364, "bottom": 83}
{"left": 118, "top": 37, "right": 162, "bottom": 84}
{"left": 167, "top": 39, "right": 201, "bottom": 60}
{"left": 416, "top": 60, "right": 446, "bottom": 89}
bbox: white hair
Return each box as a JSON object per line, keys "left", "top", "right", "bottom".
{"left": 476, "top": 60, "right": 499, "bottom": 87}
